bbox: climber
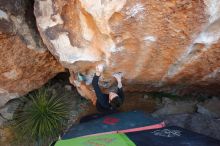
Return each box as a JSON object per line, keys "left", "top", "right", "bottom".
{"left": 92, "top": 65, "right": 125, "bottom": 113}
{"left": 70, "top": 65, "right": 125, "bottom": 114}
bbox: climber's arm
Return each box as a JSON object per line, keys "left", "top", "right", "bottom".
{"left": 116, "top": 78, "right": 125, "bottom": 102}
{"left": 92, "top": 74, "right": 109, "bottom": 108}
{"left": 113, "top": 72, "right": 125, "bottom": 102}
{"left": 69, "top": 72, "right": 96, "bottom": 105}
{"left": 78, "top": 84, "right": 97, "bottom": 105}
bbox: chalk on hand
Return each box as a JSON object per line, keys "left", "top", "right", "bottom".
{"left": 112, "top": 72, "right": 123, "bottom": 78}
{"left": 96, "top": 64, "right": 105, "bottom": 73}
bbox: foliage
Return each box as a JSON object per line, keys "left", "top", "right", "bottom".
{"left": 13, "top": 87, "right": 70, "bottom": 145}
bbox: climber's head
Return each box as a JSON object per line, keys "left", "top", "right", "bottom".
{"left": 109, "top": 92, "right": 122, "bottom": 109}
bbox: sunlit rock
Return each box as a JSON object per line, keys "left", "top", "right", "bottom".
{"left": 35, "top": 0, "right": 220, "bottom": 96}
{"left": 0, "top": 0, "right": 64, "bottom": 107}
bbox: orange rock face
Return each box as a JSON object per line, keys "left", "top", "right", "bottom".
{"left": 34, "top": 0, "right": 220, "bottom": 96}
{"left": 0, "top": 0, "right": 64, "bottom": 107}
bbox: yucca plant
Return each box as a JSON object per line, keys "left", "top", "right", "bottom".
{"left": 13, "top": 87, "right": 70, "bottom": 145}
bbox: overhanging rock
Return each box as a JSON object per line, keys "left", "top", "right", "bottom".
{"left": 34, "top": 0, "right": 220, "bottom": 96}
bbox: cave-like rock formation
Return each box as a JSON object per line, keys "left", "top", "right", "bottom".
{"left": 34, "top": 0, "right": 220, "bottom": 96}
{"left": 0, "top": 0, "right": 64, "bottom": 107}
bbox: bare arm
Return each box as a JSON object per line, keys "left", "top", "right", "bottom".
{"left": 92, "top": 74, "right": 109, "bottom": 108}
{"left": 78, "top": 83, "right": 97, "bottom": 105}
{"left": 113, "top": 72, "right": 125, "bottom": 102}
{"left": 69, "top": 72, "right": 97, "bottom": 105}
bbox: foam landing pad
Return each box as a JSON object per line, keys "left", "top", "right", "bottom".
{"left": 56, "top": 133, "right": 135, "bottom": 146}
{"left": 62, "top": 111, "right": 162, "bottom": 139}
{"left": 56, "top": 126, "right": 220, "bottom": 146}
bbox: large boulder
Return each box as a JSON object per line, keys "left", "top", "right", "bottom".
{"left": 0, "top": 0, "right": 64, "bottom": 107}
{"left": 152, "top": 97, "right": 197, "bottom": 116}
{"left": 0, "top": 99, "right": 21, "bottom": 120}
{"left": 34, "top": 0, "right": 220, "bottom": 96}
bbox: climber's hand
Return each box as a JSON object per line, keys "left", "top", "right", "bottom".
{"left": 113, "top": 72, "right": 123, "bottom": 81}
{"left": 95, "top": 64, "right": 104, "bottom": 76}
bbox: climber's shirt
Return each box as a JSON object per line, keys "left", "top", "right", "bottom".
{"left": 92, "top": 75, "right": 125, "bottom": 113}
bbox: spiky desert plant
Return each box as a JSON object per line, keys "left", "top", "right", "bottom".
{"left": 13, "top": 87, "right": 70, "bottom": 145}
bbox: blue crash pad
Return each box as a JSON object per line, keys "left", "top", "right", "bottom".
{"left": 62, "top": 111, "right": 162, "bottom": 139}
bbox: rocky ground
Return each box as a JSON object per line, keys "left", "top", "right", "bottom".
{"left": 0, "top": 73, "right": 220, "bottom": 145}
{"left": 152, "top": 97, "right": 220, "bottom": 140}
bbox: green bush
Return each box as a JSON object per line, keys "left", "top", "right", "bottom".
{"left": 13, "top": 87, "right": 70, "bottom": 145}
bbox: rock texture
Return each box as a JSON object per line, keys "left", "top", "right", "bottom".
{"left": 152, "top": 97, "right": 197, "bottom": 116}
{"left": 0, "top": 0, "right": 64, "bottom": 107}
{"left": 34, "top": 0, "right": 220, "bottom": 96}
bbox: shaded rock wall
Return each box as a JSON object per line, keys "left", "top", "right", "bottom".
{"left": 34, "top": 0, "right": 220, "bottom": 96}
{"left": 0, "top": 0, "right": 64, "bottom": 107}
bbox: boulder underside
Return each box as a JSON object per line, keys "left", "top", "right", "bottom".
{"left": 34, "top": 0, "right": 220, "bottom": 96}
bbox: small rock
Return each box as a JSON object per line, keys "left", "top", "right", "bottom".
{"left": 65, "top": 85, "right": 72, "bottom": 91}
{"left": 155, "top": 98, "right": 162, "bottom": 106}
{"left": 197, "top": 97, "right": 220, "bottom": 118}
{"left": 0, "top": 99, "right": 21, "bottom": 120}
{"left": 162, "top": 97, "right": 173, "bottom": 104}
{"left": 143, "top": 95, "right": 149, "bottom": 99}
